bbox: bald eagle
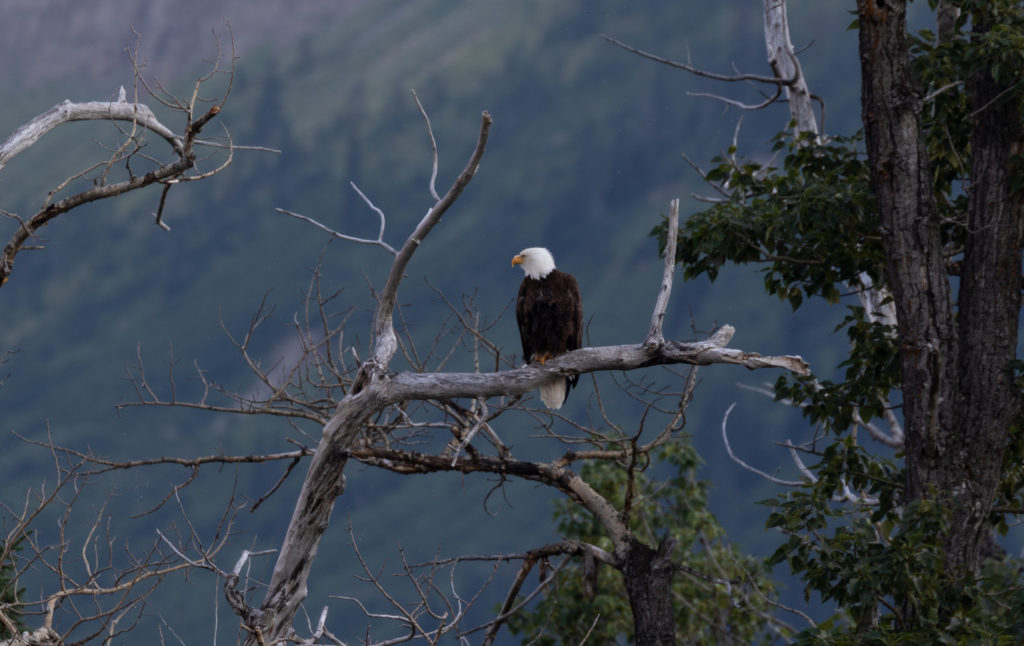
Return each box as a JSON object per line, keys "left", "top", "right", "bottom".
{"left": 511, "top": 247, "right": 583, "bottom": 409}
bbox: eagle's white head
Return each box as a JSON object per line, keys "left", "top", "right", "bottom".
{"left": 511, "top": 247, "right": 556, "bottom": 280}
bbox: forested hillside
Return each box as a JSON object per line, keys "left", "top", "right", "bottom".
{"left": 2, "top": 1, "right": 990, "bottom": 642}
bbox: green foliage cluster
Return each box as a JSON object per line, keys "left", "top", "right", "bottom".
{"left": 668, "top": 132, "right": 882, "bottom": 310}
{"left": 507, "top": 435, "right": 780, "bottom": 644}
{"left": 954, "top": 0, "right": 1024, "bottom": 86}
{"left": 656, "top": 132, "right": 901, "bottom": 435}
{"left": 0, "top": 538, "right": 25, "bottom": 639}
{"left": 771, "top": 486, "right": 1024, "bottom": 644}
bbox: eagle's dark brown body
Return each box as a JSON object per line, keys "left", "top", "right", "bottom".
{"left": 516, "top": 268, "right": 583, "bottom": 406}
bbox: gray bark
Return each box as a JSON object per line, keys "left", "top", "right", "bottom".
{"left": 0, "top": 94, "right": 222, "bottom": 287}
{"left": 763, "top": 0, "right": 817, "bottom": 135}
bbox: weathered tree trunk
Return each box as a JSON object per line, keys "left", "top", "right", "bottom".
{"left": 762, "top": 0, "right": 817, "bottom": 136}
{"left": 857, "top": 0, "right": 1022, "bottom": 585}
{"left": 621, "top": 537, "right": 677, "bottom": 646}
{"left": 249, "top": 392, "right": 378, "bottom": 643}
{"left": 856, "top": 0, "right": 959, "bottom": 534}
{"left": 951, "top": 7, "right": 1024, "bottom": 571}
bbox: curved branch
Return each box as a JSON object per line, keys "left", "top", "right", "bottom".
{"left": 0, "top": 97, "right": 226, "bottom": 287}
{"left": 0, "top": 97, "right": 183, "bottom": 171}
{"left": 368, "top": 111, "right": 493, "bottom": 371}
{"left": 275, "top": 203, "right": 399, "bottom": 256}
{"left": 350, "top": 448, "right": 632, "bottom": 553}
{"left": 688, "top": 83, "right": 783, "bottom": 111}
{"left": 721, "top": 402, "right": 804, "bottom": 486}
{"left": 1, "top": 152, "right": 198, "bottom": 287}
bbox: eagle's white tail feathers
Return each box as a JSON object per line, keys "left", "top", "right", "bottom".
{"left": 539, "top": 379, "right": 567, "bottom": 409}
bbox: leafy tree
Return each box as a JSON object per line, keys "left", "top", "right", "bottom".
{"left": 642, "top": 0, "right": 1024, "bottom": 641}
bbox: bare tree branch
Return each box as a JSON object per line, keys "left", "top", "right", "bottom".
{"left": 601, "top": 35, "right": 797, "bottom": 85}
{"left": 385, "top": 332, "right": 808, "bottom": 404}
{"left": 721, "top": 402, "right": 805, "bottom": 486}
{"left": 276, "top": 180, "right": 400, "bottom": 256}
{"left": 645, "top": 198, "right": 679, "bottom": 350}
{"left": 0, "top": 30, "right": 243, "bottom": 288}
{"left": 411, "top": 90, "right": 441, "bottom": 202}
{"left": 364, "top": 111, "right": 493, "bottom": 378}
{"left": 0, "top": 98, "right": 183, "bottom": 169}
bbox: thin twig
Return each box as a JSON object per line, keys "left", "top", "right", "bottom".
{"left": 602, "top": 34, "right": 797, "bottom": 85}
{"left": 721, "top": 403, "right": 804, "bottom": 486}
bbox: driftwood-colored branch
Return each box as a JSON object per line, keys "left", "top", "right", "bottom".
{"left": 276, "top": 181, "right": 399, "bottom": 256}
{"left": 386, "top": 329, "right": 808, "bottom": 404}
{"left": 645, "top": 198, "right": 679, "bottom": 350}
{"left": 763, "top": 0, "right": 818, "bottom": 134}
{"left": 0, "top": 29, "right": 243, "bottom": 288}
{"left": 366, "top": 110, "right": 493, "bottom": 373}
{"left": 687, "top": 83, "right": 783, "bottom": 111}
{"left": 0, "top": 98, "right": 183, "bottom": 170}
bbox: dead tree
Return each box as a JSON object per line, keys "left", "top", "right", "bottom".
{"left": 104, "top": 96, "right": 808, "bottom": 642}
{"left": 138, "top": 103, "right": 804, "bottom": 643}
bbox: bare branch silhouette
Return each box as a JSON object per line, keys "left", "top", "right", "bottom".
{"left": 0, "top": 25, "right": 271, "bottom": 288}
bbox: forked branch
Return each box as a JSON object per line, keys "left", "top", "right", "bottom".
{"left": 367, "top": 110, "right": 493, "bottom": 373}
{"left": 0, "top": 31, "right": 243, "bottom": 288}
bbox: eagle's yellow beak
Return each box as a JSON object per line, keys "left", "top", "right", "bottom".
{"left": 511, "top": 255, "right": 524, "bottom": 266}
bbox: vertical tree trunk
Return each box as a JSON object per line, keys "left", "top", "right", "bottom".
{"left": 621, "top": 537, "right": 677, "bottom": 646}
{"left": 762, "top": 0, "right": 818, "bottom": 136}
{"left": 857, "top": 0, "right": 1023, "bottom": 584}
{"left": 856, "top": 0, "right": 959, "bottom": 499}
{"left": 951, "top": 7, "right": 1024, "bottom": 572}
